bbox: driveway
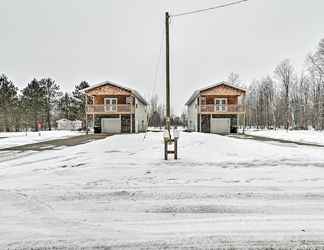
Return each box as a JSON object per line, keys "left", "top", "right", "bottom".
{"left": 0, "top": 133, "right": 112, "bottom": 152}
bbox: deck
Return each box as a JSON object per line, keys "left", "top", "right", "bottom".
{"left": 86, "top": 104, "right": 135, "bottom": 114}
{"left": 199, "top": 104, "right": 245, "bottom": 114}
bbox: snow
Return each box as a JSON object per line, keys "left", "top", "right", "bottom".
{"left": 244, "top": 129, "right": 324, "bottom": 146}
{"left": 1, "top": 132, "right": 324, "bottom": 248}
{"left": 0, "top": 130, "right": 82, "bottom": 149}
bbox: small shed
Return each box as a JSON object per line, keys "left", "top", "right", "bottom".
{"left": 56, "top": 119, "right": 82, "bottom": 130}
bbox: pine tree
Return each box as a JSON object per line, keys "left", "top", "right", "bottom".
{"left": 40, "top": 78, "right": 62, "bottom": 130}
{"left": 21, "top": 79, "right": 45, "bottom": 131}
{"left": 72, "top": 81, "right": 89, "bottom": 121}
{"left": 0, "top": 74, "right": 18, "bottom": 132}
{"left": 59, "top": 92, "right": 74, "bottom": 120}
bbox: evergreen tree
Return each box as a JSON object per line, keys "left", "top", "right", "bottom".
{"left": 59, "top": 92, "right": 74, "bottom": 120}
{"left": 0, "top": 74, "right": 18, "bottom": 131}
{"left": 21, "top": 79, "right": 45, "bottom": 131}
{"left": 72, "top": 81, "right": 89, "bottom": 121}
{"left": 40, "top": 78, "right": 62, "bottom": 130}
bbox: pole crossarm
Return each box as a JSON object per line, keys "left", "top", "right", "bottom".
{"left": 171, "top": 0, "right": 248, "bottom": 18}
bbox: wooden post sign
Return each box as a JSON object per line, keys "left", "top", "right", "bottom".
{"left": 163, "top": 129, "right": 179, "bottom": 160}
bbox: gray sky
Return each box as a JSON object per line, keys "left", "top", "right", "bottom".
{"left": 1, "top": 0, "right": 324, "bottom": 114}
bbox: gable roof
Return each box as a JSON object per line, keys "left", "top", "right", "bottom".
{"left": 83, "top": 80, "right": 148, "bottom": 105}
{"left": 185, "top": 81, "right": 246, "bottom": 105}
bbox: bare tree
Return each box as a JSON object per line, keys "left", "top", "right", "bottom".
{"left": 227, "top": 72, "right": 241, "bottom": 86}
{"left": 274, "top": 59, "right": 295, "bottom": 130}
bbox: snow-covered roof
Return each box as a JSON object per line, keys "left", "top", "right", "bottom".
{"left": 82, "top": 80, "right": 148, "bottom": 105}
{"left": 185, "top": 81, "right": 246, "bottom": 105}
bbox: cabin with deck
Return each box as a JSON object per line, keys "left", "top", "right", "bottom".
{"left": 84, "top": 81, "right": 148, "bottom": 134}
{"left": 185, "top": 82, "right": 246, "bottom": 134}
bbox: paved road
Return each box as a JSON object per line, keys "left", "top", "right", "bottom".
{"left": 0, "top": 133, "right": 112, "bottom": 151}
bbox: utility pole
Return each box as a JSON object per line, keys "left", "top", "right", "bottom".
{"left": 165, "top": 12, "right": 171, "bottom": 137}
{"left": 163, "top": 11, "right": 179, "bottom": 160}
{"left": 162, "top": 1, "right": 248, "bottom": 160}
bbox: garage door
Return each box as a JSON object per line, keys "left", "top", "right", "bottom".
{"left": 101, "top": 118, "right": 121, "bottom": 133}
{"left": 210, "top": 118, "right": 230, "bottom": 134}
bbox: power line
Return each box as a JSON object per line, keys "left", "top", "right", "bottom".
{"left": 171, "top": 0, "right": 248, "bottom": 18}
{"left": 151, "top": 25, "right": 165, "bottom": 100}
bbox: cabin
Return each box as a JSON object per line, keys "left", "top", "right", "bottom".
{"left": 83, "top": 81, "right": 148, "bottom": 133}
{"left": 185, "top": 81, "right": 246, "bottom": 134}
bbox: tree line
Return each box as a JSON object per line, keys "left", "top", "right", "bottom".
{"left": 147, "top": 94, "right": 187, "bottom": 129}
{"left": 241, "top": 38, "right": 324, "bottom": 130}
{"left": 2, "top": 38, "right": 323, "bottom": 132}
{"left": 0, "top": 76, "right": 89, "bottom": 132}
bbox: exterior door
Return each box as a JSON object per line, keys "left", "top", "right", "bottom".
{"left": 121, "top": 115, "right": 131, "bottom": 133}
{"left": 101, "top": 118, "right": 121, "bottom": 133}
{"left": 105, "top": 98, "right": 118, "bottom": 112}
{"left": 210, "top": 118, "right": 231, "bottom": 134}
{"left": 201, "top": 115, "right": 210, "bottom": 133}
{"left": 215, "top": 98, "right": 227, "bottom": 112}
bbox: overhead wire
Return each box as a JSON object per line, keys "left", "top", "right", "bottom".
{"left": 145, "top": 0, "right": 249, "bottom": 139}
{"left": 171, "top": 0, "right": 248, "bottom": 18}
{"left": 144, "top": 23, "right": 165, "bottom": 140}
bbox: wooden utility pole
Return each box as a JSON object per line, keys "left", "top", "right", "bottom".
{"left": 162, "top": 1, "right": 248, "bottom": 159}
{"left": 164, "top": 12, "right": 179, "bottom": 160}
{"left": 165, "top": 12, "right": 171, "bottom": 136}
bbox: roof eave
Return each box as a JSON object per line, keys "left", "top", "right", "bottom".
{"left": 81, "top": 80, "right": 148, "bottom": 105}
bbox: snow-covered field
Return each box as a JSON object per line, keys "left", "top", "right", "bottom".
{"left": 0, "top": 130, "right": 82, "bottom": 149}
{"left": 1, "top": 132, "right": 324, "bottom": 249}
{"left": 245, "top": 129, "right": 324, "bottom": 146}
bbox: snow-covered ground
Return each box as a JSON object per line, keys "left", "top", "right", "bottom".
{"left": 244, "top": 129, "right": 324, "bottom": 146}
{"left": 1, "top": 132, "right": 324, "bottom": 249}
{"left": 0, "top": 130, "right": 82, "bottom": 149}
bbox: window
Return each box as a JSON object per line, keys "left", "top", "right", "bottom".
{"left": 104, "top": 98, "right": 118, "bottom": 112}
{"left": 215, "top": 98, "right": 227, "bottom": 112}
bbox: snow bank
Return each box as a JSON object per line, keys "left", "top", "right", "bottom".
{"left": 0, "top": 130, "right": 82, "bottom": 149}
{"left": 244, "top": 129, "right": 324, "bottom": 145}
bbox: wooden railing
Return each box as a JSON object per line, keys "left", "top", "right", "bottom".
{"left": 86, "top": 104, "right": 134, "bottom": 113}
{"left": 199, "top": 104, "right": 244, "bottom": 113}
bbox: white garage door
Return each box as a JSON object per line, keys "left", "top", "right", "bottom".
{"left": 101, "top": 118, "right": 121, "bottom": 133}
{"left": 210, "top": 118, "right": 230, "bottom": 134}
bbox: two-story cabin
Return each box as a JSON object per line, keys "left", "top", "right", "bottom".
{"left": 83, "top": 81, "right": 148, "bottom": 134}
{"left": 186, "top": 82, "right": 246, "bottom": 134}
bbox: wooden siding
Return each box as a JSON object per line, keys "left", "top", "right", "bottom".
{"left": 93, "top": 95, "right": 132, "bottom": 105}
{"left": 201, "top": 84, "right": 245, "bottom": 96}
{"left": 203, "top": 95, "right": 238, "bottom": 105}
{"left": 86, "top": 84, "right": 131, "bottom": 96}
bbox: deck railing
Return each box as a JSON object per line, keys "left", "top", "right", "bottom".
{"left": 199, "top": 104, "right": 244, "bottom": 113}
{"left": 86, "top": 104, "right": 134, "bottom": 113}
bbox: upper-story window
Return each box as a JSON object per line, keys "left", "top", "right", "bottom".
{"left": 215, "top": 98, "right": 227, "bottom": 112}
{"left": 104, "top": 98, "right": 118, "bottom": 112}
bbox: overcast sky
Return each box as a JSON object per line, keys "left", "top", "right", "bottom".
{"left": 1, "top": 0, "right": 324, "bottom": 114}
